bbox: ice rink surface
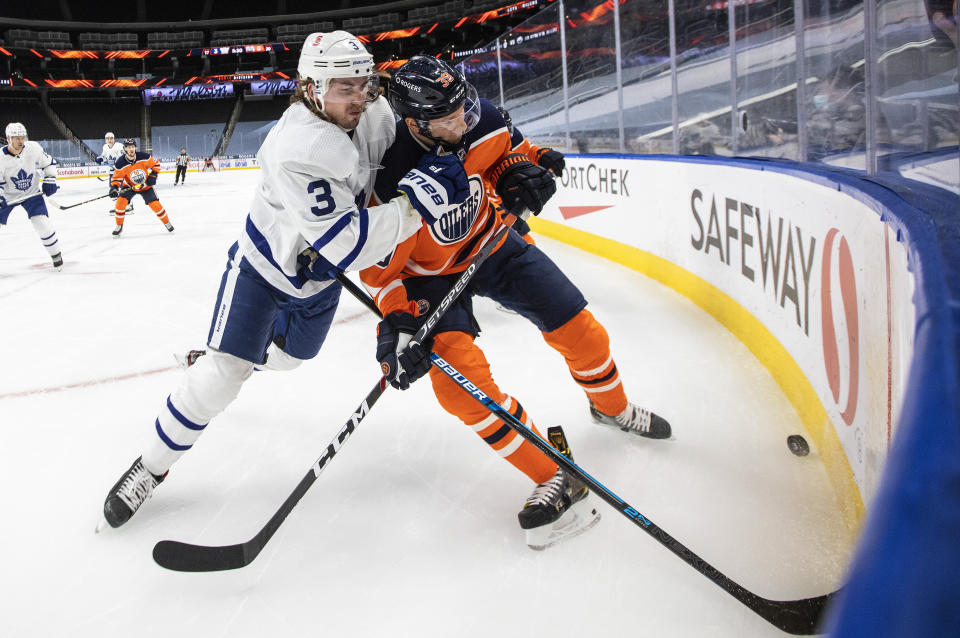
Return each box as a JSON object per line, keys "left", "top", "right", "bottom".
{"left": 1, "top": 169, "right": 851, "bottom": 637}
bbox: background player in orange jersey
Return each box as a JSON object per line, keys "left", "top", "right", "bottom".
{"left": 360, "top": 56, "right": 672, "bottom": 550}
{"left": 109, "top": 138, "right": 173, "bottom": 237}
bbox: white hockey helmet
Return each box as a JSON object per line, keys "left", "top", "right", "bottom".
{"left": 105, "top": 132, "right": 115, "bottom": 140}
{"left": 5, "top": 122, "right": 27, "bottom": 140}
{"left": 297, "top": 31, "right": 378, "bottom": 113}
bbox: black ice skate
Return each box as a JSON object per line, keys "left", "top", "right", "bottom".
{"left": 517, "top": 426, "right": 600, "bottom": 550}
{"left": 590, "top": 402, "right": 672, "bottom": 439}
{"left": 164, "top": 222, "right": 174, "bottom": 232}
{"left": 51, "top": 252, "right": 63, "bottom": 271}
{"left": 101, "top": 456, "right": 167, "bottom": 529}
{"left": 112, "top": 225, "right": 123, "bottom": 237}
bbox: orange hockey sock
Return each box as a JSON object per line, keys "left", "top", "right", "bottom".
{"left": 542, "top": 309, "right": 628, "bottom": 417}
{"left": 148, "top": 200, "right": 169, "bottom": 224}
{"left": 430, "top": 331, "right": 557, "bottom": 484}
{"left": 114, "top": 197, "right": 129, "bottom": 224}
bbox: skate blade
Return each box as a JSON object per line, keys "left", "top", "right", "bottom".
{"left": 94, "top": 517, "right": 109, "bottom": 534}
{"left": 525, "top": 497, "right": 601, "bottom": 551}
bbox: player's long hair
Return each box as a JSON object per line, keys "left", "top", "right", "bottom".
{"left": 290, "top": 78, "right": 326, "bottom": 119}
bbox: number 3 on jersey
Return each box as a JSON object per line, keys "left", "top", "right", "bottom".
{"left": 307, "top": 179, "right": 335, "bottom": 216}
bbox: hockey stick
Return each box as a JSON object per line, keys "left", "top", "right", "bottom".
{"left": 49, "top": 193, "right": 111, "bottom": 210}
{"left": 429, "top": 353, "right": 837, "bottom": 635}
{"left": 152, "top": 223, "right": 512, "bottom": 572}
{"left": 333, "top": 248, "right": 835, "bottom": 634}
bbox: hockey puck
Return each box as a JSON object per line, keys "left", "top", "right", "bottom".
{"left": 787, "top": 434, "right": 810, "bottom": 457}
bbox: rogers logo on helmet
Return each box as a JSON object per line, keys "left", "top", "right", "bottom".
{"left": 397, "top": 78, "right": 422, "bottom": 92}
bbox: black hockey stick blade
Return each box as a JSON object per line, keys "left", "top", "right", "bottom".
{"left": 749, "top": 592, "right": 835, "bottom": 635}
{"left": 153, "top": 540, "right": 250, "bottom": 572}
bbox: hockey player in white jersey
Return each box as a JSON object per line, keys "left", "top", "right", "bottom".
{"left": 99, "top": 132, "right": 124, "bottom": 167}
{"left": 100, "top": 31, "right": 470, "bottom": 529}
{"left": 98, "top": 132, "right": 129, "bottom": 211}
{"left": 0, "top": 122, "right": 63, "bottom": 270}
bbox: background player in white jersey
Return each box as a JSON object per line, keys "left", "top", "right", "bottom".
{"left": 100, "top": 31, "right": 470, "bottom": 529}
{"left": 98, "top": 132, "right": 129, "bottom": 211}
{"left": 0, "top": 122, "right": 63, "bottom": 270}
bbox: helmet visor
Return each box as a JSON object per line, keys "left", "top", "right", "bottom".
{"left": 318, "top": 74, "right": 380, "bottom": 105}
{"left": 427, "top": 83, "right": 481, "bottom": 135}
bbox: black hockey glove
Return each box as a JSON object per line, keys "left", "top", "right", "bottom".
{"left": 534, "top": 147, "right": 565, "bottom": 176}
{"left": 376, "top": 312, "right": 433, "bottom": 391}
{"left": 491, "top": 154, "right": 557, "bottom": 218}
{"left": 146, "top": 174, "right": 157, "bottom": 187}
{"left": 108, "top": 185, "right": 119, "bottom": 199}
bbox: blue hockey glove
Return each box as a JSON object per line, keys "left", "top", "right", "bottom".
{"left": 42, "top": 181, "right": 59, "bottom": 197}
{"left": 396, "top": 148, "right": 469, "bottom": 225}
{"left": 376, "top": 312, "right": 433, "bottom": 391}
{"left": 96, "top": 156, "right": 105, "bottom": 165}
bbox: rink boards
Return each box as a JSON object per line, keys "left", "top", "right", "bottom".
{"left": 531, "top": 154, "right": 923, "bottom": 530}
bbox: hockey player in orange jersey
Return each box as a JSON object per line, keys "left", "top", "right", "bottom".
{"left": 360, "top": 57, "right": 672, "bottom": 550}
{"left": 109, "top": 138, "right": 173, "bottom": 237}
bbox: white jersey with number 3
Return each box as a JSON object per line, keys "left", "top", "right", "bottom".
{"left": 238, "top": 96, "right": 422, "bottom": 298}
{"left": 0, "top": 141, "right": 57, "bottom": 206}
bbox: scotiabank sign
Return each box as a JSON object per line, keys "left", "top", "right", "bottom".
{"left": 539, "top": 155, "right": 914, "bottom": 501}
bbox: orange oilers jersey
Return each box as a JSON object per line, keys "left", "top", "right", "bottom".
{"left": 360, "top": 98, "right": 514, "bottom": 317}
{"left": 112, "top": 151, "right": 160, "bottom": 190}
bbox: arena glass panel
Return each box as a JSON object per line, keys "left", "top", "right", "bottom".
{"left": 734, "top": 0, "right": 800, "bottom": 160}
{"left": 619, "top": 0, "right": 673, "bottom": 155}
{"left": 495, "top": 3, "right": 568, "bottom": 151}
{"left": 562, "top": 0, "right": 620, "bottom": 153}
{"left": 150, "top": 126, "right": 222, "bottom": 161}
{"left": 673, "top": 0, "right": 735, "bottom": 156}
{"left": 875, "top": 0, "right": 960, "bottom": 191}
{"left": 802, "top": 0, "right": 867, "bottom": 170}
{"left": 459, "top": 42, "right": 502, "bottom": 109}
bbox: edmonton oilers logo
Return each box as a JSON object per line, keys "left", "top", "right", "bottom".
{"left": 130, "top": 168, "right": 147, "bottom": 185}
{"left": 429, "top": 175, "right": 483, "bottom": 245}
{"left": 820, "top": 228, "right": 859, "bottom": 426}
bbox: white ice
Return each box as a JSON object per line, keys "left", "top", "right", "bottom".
{"left": 0, "top": 169, "right": 850, "bottom": 637}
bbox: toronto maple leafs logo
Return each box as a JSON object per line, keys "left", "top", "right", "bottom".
{"left": 11, "top": 168, "right": 33, "bottom": 191}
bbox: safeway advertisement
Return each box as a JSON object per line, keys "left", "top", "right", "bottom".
{"left": 538, "top": 155, "right": 914, "bottom": 502}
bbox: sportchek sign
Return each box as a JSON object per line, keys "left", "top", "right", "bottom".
{"left": 537, "top": 155, "right": 915, "bottom": 508}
